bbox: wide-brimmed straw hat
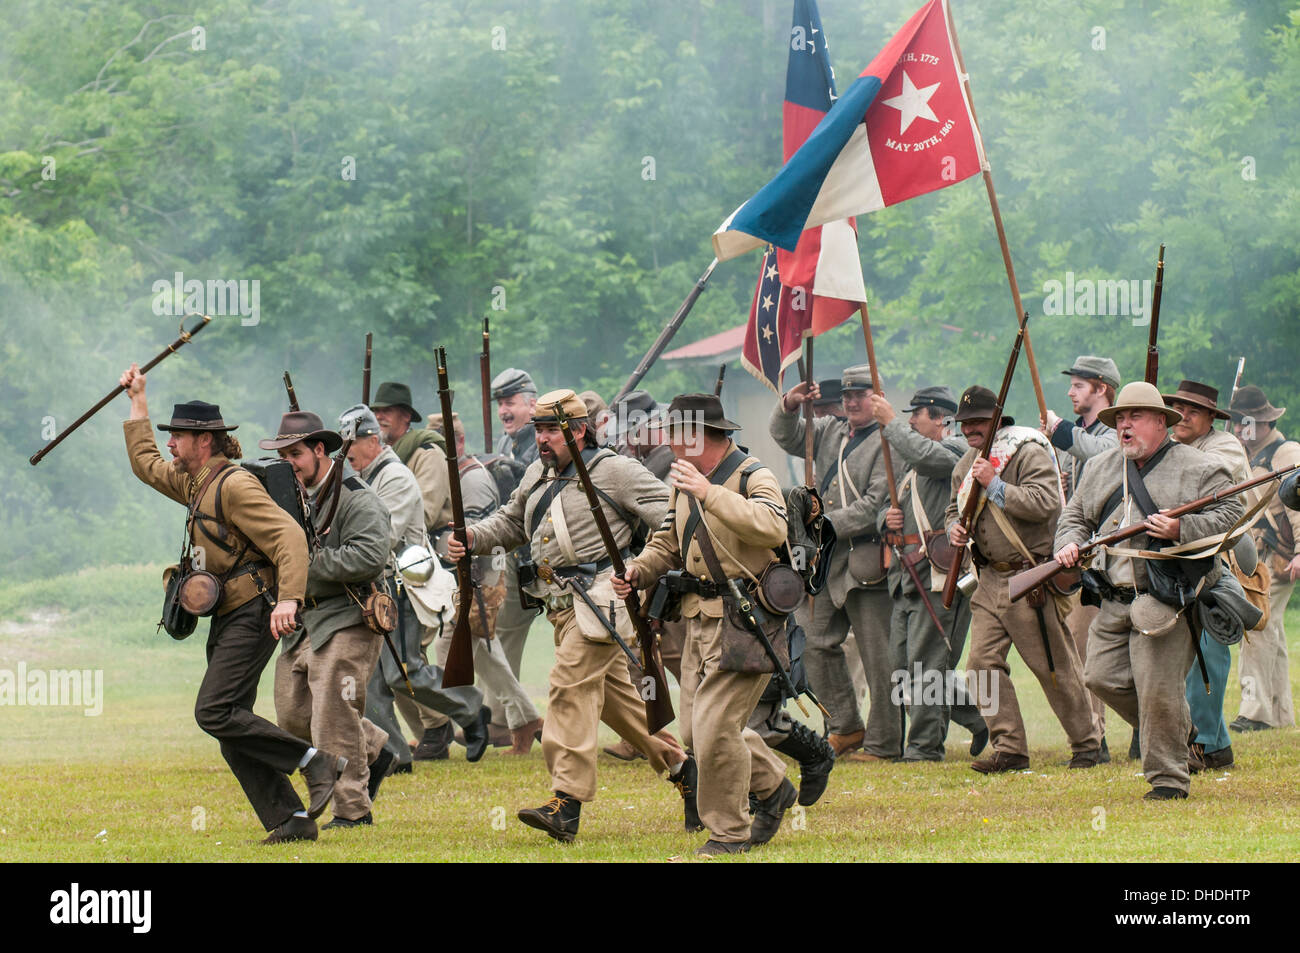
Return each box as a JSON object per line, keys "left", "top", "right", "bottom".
{"left": 1098, "top": 381, "right": 1181, "bottom": 428}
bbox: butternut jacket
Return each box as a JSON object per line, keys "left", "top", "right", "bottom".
{"left": 629, "top": 443, "right": 787, "bottom": 619}
{"left": 125, "top": 418, "right": 308, "bottom": 615}
{"left": 944, "top": 438, "right": 1060, "bottom": 567}
{"left": 1245, "top": 431, "right": 1300, "bottom": 579}
{"left": 770, "top": 404, "right": 903, "bottom": 607}
{"left": 469, "top": 446, "right": 668, "bottom": 599}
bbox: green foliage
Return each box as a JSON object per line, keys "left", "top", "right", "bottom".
{"left": 1, "top": 0, "right": 1297, "bottom": 580}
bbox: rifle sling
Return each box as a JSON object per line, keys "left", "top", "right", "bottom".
{"left": 526, "top": 447, "right": 618, "bottom": 536}
{"left": 818, "top": 424, "right": 877, "bottom": 497}
{"left": 678, "top": 449, "right": 752, "bottom": 555}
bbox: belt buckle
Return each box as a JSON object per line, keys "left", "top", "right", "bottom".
{"left": 537, "top": 563, "right": 556, "bottom": 585}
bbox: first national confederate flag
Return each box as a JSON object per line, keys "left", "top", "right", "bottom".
{"left": 717, "top": 0, "right": 989, "bottom": 263}
{"left": 741, "top": 0, "right": 865, "bottom": 394}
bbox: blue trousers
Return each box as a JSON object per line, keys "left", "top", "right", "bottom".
{"left": 1185, "top": 631, "right": 1231, "bottom": 753}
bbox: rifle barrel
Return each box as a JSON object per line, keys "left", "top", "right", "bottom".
{"left": 1007, "top": 460, "right": 1300, "bottom": 602}
{"left": 481, "top": 318, "right": 493, "bottom": 454}
{"left": 437, "top": 347, "right": 476, "bottom": 688}
{"left": 30, "top": 313, "right": 212, "bottom": 466}
{"left": 363, "top": 332, "right": 373, "bottom": 406}
{"left": 1144, "top": 244, "right": 1165, "bottom": 385}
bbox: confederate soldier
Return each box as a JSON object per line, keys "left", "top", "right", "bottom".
{"left": 1229, "top": 385, "right": 1299, "bottom": 731}
{"left": 618, "top": 394, "right": 796, "bottom": 855}
{"left": 872, "top": 386, "right": 988, "bottom": 761}
{"left": 1164, "top": 381, "right": 1251, "bottom": 773}
{"left": 447, "top": 389, "right": 695, "bottom": 842}
{"left": 1044, "top": 355, "right": 1119, "bottom": 758}
{"left": 263, "top": 411, "right": 392, "bottom": 828}
{"left": 770, "top": 365, "right": 903, "bottom": 760}
{"left": 338, "top": 406, "right": 491, "bottom": 774}
{"left": 813, "top": 378, "right": 846, "bottom": 420}
{"left": 428, "top": 410, "right": 543, "bottom": 755}
{"left": 488, "top": 368, "right": 544, "bottom": 743}
{"left": 945, "top": 386, "right": 1102, "bottom": 773}
{"left": 1055, "top": 382, "right": 1244, "bottom": 799}
{"left": 121, "top": 366, "right": 342, "bottom": 845}
{"left": 370, "top": 381, "right": 461, "bottom": 758}
{"left": 615, "top": 389, "right": 675, "bottom": 481}
{"left": 578, "top": 390, "right": 611, "bottom": 445}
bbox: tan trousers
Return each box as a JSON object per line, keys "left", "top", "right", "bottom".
{"left": 1085, "top": 599, "right": 1195, "bottom": 793}
{"left": 1066, "top": 598, "right": 1106, "bottom": 736}
{"left": 1238, "top": 577, "right": 1295, "bottom": 727}
{"left": 968, "top": 569, "right": 1101, "bottom": 758}
{"left": 275, "top": 625, "right": 388, "bottom": 820}
{"left": 542, "top": 607, "right": 679, "bottom": 801}
{"left": 680, "top": 614, "right": 788, "bottom": 844}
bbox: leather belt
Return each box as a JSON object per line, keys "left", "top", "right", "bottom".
{"left": 673, "top": 574, "right": 727, "bottom": 599}
{"left": 885, "top": 533, "right": 923, "bottom": 547}
{"left": 538, "top": 550, "right": 630, "bottom": 584}
{"left": 302, "top": 592, "right": 350, "bottom": 610}
{"left": 987, "top": 555, "right": 1052, "bottom": 574}
{"left": 227, "top": 560, "right": 271, "bottom": 582}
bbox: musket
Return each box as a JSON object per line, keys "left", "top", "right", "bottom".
{"left": 436, "top": 346, "right": 476, "bottom": 688}
{"left": 30, "top": 313, "right": 212, "bottom": 465}
{"left": 714, "top": 363, "right": 727, "bottom": 397}
{"left": 557, "top": 576, "right": 645, "bottom": 672}
{"left": 801, "top": 337, "right": 815, "bottom": 487}
{"left": 1008, "top": 460, "right": 1300, "bottom": 603}
{"left": 1224, "top": 357, "right": 1245, "bottom": 431}
{"left": 363, "top": 332, "right": 373, "bottom": 405}
{"left": 1144, "top": 244, "right": 1165, "bottom": 385}
{"left": 856, "top": 302, "right": 950, "bottom": 646}
{"left": 552, "top": 404, "right": 675, "bottom": 734}
{"left": 941, "top": 310, "right": 1031, "bottom": 610}
{"left": 611, "top": 258, "right": 718, "bottom": 405}
{"left": 283, "top": 372, "right": 299, "bottom": 411}
{"left": 480, "top": 318, "right": 493, "bottom": 454}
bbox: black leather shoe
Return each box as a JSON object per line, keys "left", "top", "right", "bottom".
{"left": 749, "top": 778, "right": 797, "bottom": 846}
{"left": 413, "top": 722, "right": 453, "bottom": 761}
{"left": 1128, "top": 729, "right": 1141, "bottom": 761}
{"left": 368, "top": 747, "right": 395, "bottom": 802}
{"left": 391, "top": 762, "right": 413, "bottom": 775}
{"left": 1143, "top": 786, "right": 1189, "bottom": 801}
{"left": 461, "top": 706, "right": 492, "bottom": 763}
{"left": 517, "top": 792, "right": 580, "bottom": 842}
{"left": 1098, "top": 736, "right": 1111, "bottom": 764}
{"left": 668, "top": 757, "right": 703, "bottom": 832}
{"left": 1229, "top": 716, "right": 1271, "bottom": 733}
{"left": 301, "top": 749, "right": 347, "bottom": 819}
{"left": 695, "top": 838, "right": 750, "bottom": 857}
{"left": 261, "top": 814, "right": 318, "bottom": 844}
{"left": 1203, "top": 744, "right": 1234, "bottom": 771}
{"left": 322, "top": 813, "right": 372, "bottom": 829}
{"left": 772, "top": 721, "right": 835, "bottom": 806}
{"left": 969, "top": 724, "right": 990, "bottom": 757}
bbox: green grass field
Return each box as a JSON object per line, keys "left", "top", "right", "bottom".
{"left": 1, "top": 564, "right": 1296, "bottom": 862}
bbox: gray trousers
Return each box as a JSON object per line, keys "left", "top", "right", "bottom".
{"left": 434, "top": 624, "right": 539, "bottom": 729}
{"left": 1237, "top": 577, "right": 1295, "bottom": 727}
{"left": 365, "top": 586, "right": 483, "bottom": 761}
{"left": 1085, "top": 599, "right": 1195, "bottom": 793}
{"left": 889, "top": 587, "right": 980, "bottom": 759}
{"left": 488, "top": 559, "right": 541, "bottom": 725}
{"left": 804, "top": 586, "right": 897, "bottom": 755}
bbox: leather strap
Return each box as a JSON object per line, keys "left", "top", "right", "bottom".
{"left": 686, "top": 495, "right": 730, "bottom": 589}
{"left": 679, "top": 448, "right": 749, "bottom": 555}
{"left": 819, "top": 425, "right": 876, "bottom": 497}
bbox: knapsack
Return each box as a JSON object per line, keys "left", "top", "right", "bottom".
{"left": 242, "top": 458, "right": 313, "bottom": 540}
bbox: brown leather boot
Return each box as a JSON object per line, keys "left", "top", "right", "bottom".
{"left": 505, "top": 717, "right": 544, "bottom": 755}
{"left": 827, "top": 728, "right": 865, "bottom": 757}
{"left": 971, "top": 751, "right": 1030, "bottom": 774}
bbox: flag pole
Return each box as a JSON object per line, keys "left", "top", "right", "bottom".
{"left": 802, "top": 334, "right": 816, "bottom": 487}
{"left": 946, "top": 2, "right": 1048, "bottom": 425}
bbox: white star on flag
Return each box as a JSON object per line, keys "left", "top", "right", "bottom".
{"left": 766, "top": 262, "right": 779, "bottom": 281}
{"left": 881, "top": 69, "right": 940, "bottom": 135}
{"left": 762, "top": 294, "right": 775, "bottom": 312}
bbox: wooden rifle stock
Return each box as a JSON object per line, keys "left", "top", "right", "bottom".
{"left": 437, "top": 347, "right": 477, "bottom": 688}
{"left": 802, "top": 337, "right": 815, "bottom": 487}
{"left": 552, "top": 405, "right": 675, "bottom": 735}
{"left": 480, "top": 318, "right": 493, "bottom": 454}
{"left": 1144, "top": 244, "right": 1165, "bottom": 385}
{"left": 30, "top": 313, "right": 212, "bottom": 466}
{"left": 363, "top": 332, "right": 372, "bottom": 405}
{"left": 941, "top": 310, "right": 1031, "bottom": 609}
{"left": 1007, "top": 460, "right": 1300, "bottom": 603}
